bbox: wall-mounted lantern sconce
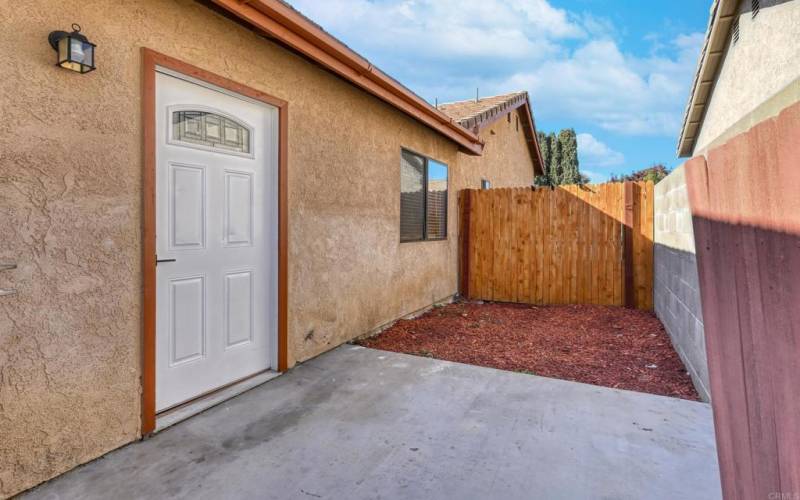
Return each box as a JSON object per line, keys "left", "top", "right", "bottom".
{"left": 48, "top": 24, "right": 95, "bottom": 73}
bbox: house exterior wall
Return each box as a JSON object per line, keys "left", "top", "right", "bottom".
{"left": 0, "top": 1, "right": 532, "bottom": 497}
{"left": 692, "top": 0, "right": 800, "bottom": 155}
{"left": 457, "top": 108, "right": 537, "bottom": 188}
{"left": 653, "top": 165, "right": 709, "bottom": 402}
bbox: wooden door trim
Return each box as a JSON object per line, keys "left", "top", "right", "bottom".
{"left": 141, "top": 48, "right": 289, "bottom": 435}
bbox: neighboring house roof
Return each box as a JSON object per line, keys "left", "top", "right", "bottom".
{"left": 438, "top": 91, "right": 525, "bottom": 128}
{"left": 428, "top": 179, "right": 448, "bottom": 192}
{"left": 676, "top": 0, "right": 740, "bottom": 157}
{"left": 439, "top": 92, "right": 545, "bottom": 175}
{"left": 210, "top": 0, "right": 484, "bottom": 155}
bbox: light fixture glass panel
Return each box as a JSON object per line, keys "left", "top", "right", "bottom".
{"left": 82, "top": 41, "right": 94, "bottom": 67}
{"left": 70, "top": 38, "right": 86, "bottom": 64}
{"left": 56, "top": 35, "right": 94, "bottom": 72}
{"left": 57, "top": 37, "right": 69, "bottom": 64}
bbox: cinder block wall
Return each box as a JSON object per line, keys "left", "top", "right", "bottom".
{"left": 653, "top": 165, "right": 710, "bottom": 401}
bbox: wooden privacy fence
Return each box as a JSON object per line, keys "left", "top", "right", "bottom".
{"left": 459, "top": 182, "right": 654, "bottom": 309}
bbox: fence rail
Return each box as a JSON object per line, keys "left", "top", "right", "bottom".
{"left": 459, "top": 182, "right": 653, "bottom": 310}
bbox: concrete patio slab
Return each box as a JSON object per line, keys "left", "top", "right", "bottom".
{"left": 22, "top": 345, "right": 721, "bottom": 500}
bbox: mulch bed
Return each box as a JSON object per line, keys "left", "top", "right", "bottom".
{"left": 357, "top": 301, "right": 699, "bottom": 401}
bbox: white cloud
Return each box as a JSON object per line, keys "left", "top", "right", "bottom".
{"left": 507, "top": 34, "right": 704, "bottom": 136}
{"left": 289, "top": 0, "right": 581, "bottom": 62}
{"left": 286, "top": 0, "right": 704, "bottom": 138}
{"left": 577, "top": 133, "right": 625, "bottom": 167}
{"left": 286, "top": 0, "right": 582, "bottom": 92}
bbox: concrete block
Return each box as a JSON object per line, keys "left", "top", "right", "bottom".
{"left": 653, "top": 168, "right": 709, "bottom": 401}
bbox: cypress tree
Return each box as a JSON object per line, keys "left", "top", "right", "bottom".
{"left": 537, "top": 128, "right": 586, "bottom": 186}
{"left": 558, "top": 129, "right": 579, "bottom": 185}
{"left": 549, "top": 132, "right": 561, "bottom": 185}
{"left": 536, "top": 131, "right": 551, "bottom": 185}
{"left": 537, "top": 131, "right": 550, "bottom": 173}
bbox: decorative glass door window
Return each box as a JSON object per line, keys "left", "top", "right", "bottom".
{"left": 171, "top": 109, "right": 252, "bottom": 155}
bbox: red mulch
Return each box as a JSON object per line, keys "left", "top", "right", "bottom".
{"left": 357, "top": 301, "right": 699, "bottom": 401}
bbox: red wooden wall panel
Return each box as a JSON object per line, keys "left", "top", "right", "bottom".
{"left": 685, "top": 101, "right": 800, "bottom": 500}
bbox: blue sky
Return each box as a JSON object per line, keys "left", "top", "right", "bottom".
{"left": 286, "top": 0, "right": 710, "bottom": 182}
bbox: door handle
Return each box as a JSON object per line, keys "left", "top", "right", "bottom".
{"left": 0, "top": 263, "right": 16, "bottom": 297}
{"left": 156, "top": 258, "right": 177, "bottom": 265}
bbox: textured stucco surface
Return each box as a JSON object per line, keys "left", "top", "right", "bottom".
{"left": 693, "top": 0, "right": 800, "bottom": 154}
{"left": 653, "top": 166, "right": 709, "bottom": 401}
{"left": 456, "top": 108, "right": 536, "bottom": 189}
{"left": 0, "top": 1, "right": 533, "bottom": 496}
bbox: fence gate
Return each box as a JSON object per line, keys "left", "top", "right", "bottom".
{"left": 459, "top": 182, "right": 653, "bottom": 310}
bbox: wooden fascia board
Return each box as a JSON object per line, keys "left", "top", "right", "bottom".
{"left": 213, "top": 0, "right": 484, "bottom": 155}
{"left": 519, "top": 101, "right": 546, "bottom": 176}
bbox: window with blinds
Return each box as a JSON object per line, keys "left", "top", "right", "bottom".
{"left": 400, "top": 150, "right": 425, "bottom": 241}
{"left": 426, "top": 160, "right": 448, "bottom": 240}
{"left": 400, "top": 150, "right": 448, "bottom": 242}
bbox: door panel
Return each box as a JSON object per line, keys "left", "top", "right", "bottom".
{"left": 169, "top": 275, "right": 206, "bottom": 365}
{"left": 224, "top": 270, "right": 254, "bottom": 348}
{"left": 170, "top": 163, "right": 206, "bottom": 250}
{"left": 224, "top": 171, "right": 254, "bottom": 246}
{"left": 155, "top": 71, "right": 277, "bottom": 411}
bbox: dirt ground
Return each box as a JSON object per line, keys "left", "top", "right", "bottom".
{"left": 357, "top": 301, "right": 699, "bottom": 401}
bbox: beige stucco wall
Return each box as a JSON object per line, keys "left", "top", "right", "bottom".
{"left": 457, "top": 108, "right": 537, "bottom": 188}
{"left": 0, "top": 1, "right": 534, "bottom": 496}
{"left": 693, "top": 0, "right": 800, "bottom": 154}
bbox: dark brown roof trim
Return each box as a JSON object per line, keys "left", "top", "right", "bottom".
{"left": 516, "top": 100, "right": 546, "bottom": 176}
{"left": 211, "top": 0, "right": 485, "bottom": 155}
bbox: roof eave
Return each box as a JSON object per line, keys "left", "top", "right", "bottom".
{"left": 676, "top": 0, "right": 740, "bottom": 157}
{"left": 210, "top": 0, "right": 484, "bottom": 155}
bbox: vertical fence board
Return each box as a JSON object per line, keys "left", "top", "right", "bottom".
{"left": 516, "top": 189, "right": 532, "bottom": 302}
{"left": 534, "top": 189, "right": 546, "bottom": 303}
{"left": 461, "top": 182, "right": 653, "bottom": 309}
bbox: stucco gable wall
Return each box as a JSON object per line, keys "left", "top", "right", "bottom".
{"left": 455, "top": 108, "right": 536, "bottom": 189}
{"left": 693, "top": 0, "right": 800, "bottom": 154}
{"left": 0, "top": 0, "right": 464, "bottom": 496}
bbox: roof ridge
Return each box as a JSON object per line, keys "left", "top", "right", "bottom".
{"left": 438, "top": 91, "right": 526, "bottom": 107}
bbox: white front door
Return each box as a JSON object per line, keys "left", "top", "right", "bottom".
{"left": 155, "top": 70, "right": 278, "bottom": 412}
